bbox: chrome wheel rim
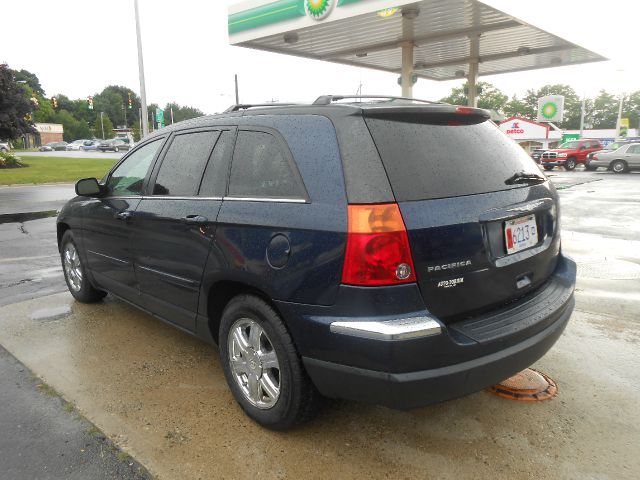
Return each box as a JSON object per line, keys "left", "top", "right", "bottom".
{"left": 63, "top": 243, "right": 83, "bottom": 292}
{"left": 228, "top": 318, "right": 281, "bottom": 409}
{"left": 613, "top": 162, "right": 624, "bottom": 172}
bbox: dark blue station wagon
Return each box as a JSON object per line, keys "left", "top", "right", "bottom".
{"left": 58, "top": 96, "right": 576, "bottom": 429}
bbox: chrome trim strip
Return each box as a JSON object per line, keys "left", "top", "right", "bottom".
{"left": 141, "top": 196, "right": 223, "bottom": 201}
{"left": 330, "top": 316, "right": 442, "bottom": 341}
{"left": 87, "top": 250, "right": 130, "bottom": 265}
{"left": 223, "top": 196, "right": 307, "bottom": 204}
{"left": 137, "top": 265, "right": 199, "bottom": 288}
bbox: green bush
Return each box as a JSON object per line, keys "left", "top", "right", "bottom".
{"left": 0, "top": 151, "right": 26, "bottom": 168}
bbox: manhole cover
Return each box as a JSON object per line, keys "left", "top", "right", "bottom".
{"left": 487, "top": 368, "right": 557, "bottom": 401}
{"left": 577, "top": 259, "right": 640, "bottom": 280}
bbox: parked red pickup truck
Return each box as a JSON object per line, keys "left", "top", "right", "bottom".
{"left": 541, "top": 139, "right": 603, "bottom": 171}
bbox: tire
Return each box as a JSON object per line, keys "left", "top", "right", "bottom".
{"left": 219, "top": 294, "right": 318, "bottom": 430}
{"left": 564, "top": 157, "right": 576, "bottom": 171}
{"left": 543, "top": 165, "right": 554, "bottom": 171}
{"left": 611, "top": 160, "right": 627, "bottom": 173}
{"left": 584, "top": 163, "right": 596, "bottom": 171}
{"left": 60, "top": 230, "right": 106, "bottom": 303}
{"left": 113, "top": 147, "right": 119, "bottom": 152}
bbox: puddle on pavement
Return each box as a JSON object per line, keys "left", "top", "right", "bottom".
{"left": 29, "top": 305, "right": 71, "bottom": 322}
{"left": 0, "top": 210, "right": 58, "bottom": 224}
{"left": 0, "top": 293, "right": 638, "bottom": 480}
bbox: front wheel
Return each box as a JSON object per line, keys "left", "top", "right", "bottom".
{"left": 584, "top": 163, "right": 596, "bottom": 171}
{"left": 219, "top": 295, "right": 318, "bottom": 430}
{"left": 113, "top": 146, "right": 119, "bottom": 152}
{"left": 611, "top": 160, "right": 628, "bottom": 173}
{"left": 564, "top": 157, "right": 576, "bottom": 170}
{"left": 60, "top": 230, "right": 106, "bottom": 303}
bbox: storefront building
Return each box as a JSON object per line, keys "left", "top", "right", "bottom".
{"left": 498, "top": 116, "right": 562, "bottom": 152}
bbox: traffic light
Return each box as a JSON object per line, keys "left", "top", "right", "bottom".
{"left": 127, "top": 92, "right": 133, "bottom": 109}
{"left": 87, "top": 96, "right": 94, "bottom": 110}
{"left": 52, "top": 97, "right": 58, "bottom": 109}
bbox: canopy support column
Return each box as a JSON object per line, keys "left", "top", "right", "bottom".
{"left": 401, "top": 42, "right": 414, "bottom": 98}
{"left": 467, "top": 33, "right": 480, "bottom": 107}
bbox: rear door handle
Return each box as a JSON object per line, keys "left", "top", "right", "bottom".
{"left": 181, "top": 215, "right": 208, "bottom": 225}
{"left": 116, "top": 211, "right": 133, "bottom": 222}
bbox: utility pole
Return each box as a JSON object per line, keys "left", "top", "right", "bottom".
{"left": 579, "top": 95, "right": 585, "bottom": 137}
{"left": 134, "top": 0, "right": 149, "bottom": 137}
{"left": 100, "top": 112, "right": 105, "bottom": 139}
{"left": 234, "top": 74, "right": 239, "bottom": 104}
{"left": 616, "top": 94, "right": 624, "bottom": 138}
{"left": 170, "top": 107, "right": 174, "bottom": 125}
{"left": 122, "top": 102, "right": 127, "bottom": 128}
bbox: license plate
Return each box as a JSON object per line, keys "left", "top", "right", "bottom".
{"left": 504, "top": 215, "right": 538, "bottom": 254}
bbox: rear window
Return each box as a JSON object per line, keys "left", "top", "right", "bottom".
{"left": 364, "top": 117, "right": 541, "bottom": 202}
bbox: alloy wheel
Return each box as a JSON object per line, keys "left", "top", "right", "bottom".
{"left": 63, "top": 243, "right": 83, "bottom": 292}
{"left": 227, "top": 318, "right": 281, "bottom": 409}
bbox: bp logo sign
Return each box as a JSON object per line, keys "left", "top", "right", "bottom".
{"left": 305, "top": 0, "right": 335, "bottom": 20}
{"left": 537, "top": 95, "right": 564, "bottom": 123}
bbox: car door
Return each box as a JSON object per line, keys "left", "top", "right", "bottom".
{"left": 132, "top": 127, "right": 235, "bottom": 332}
{"left": 80, "top": 137, "right": 165, "bottom": 301}
{"left": 622, "top": 144, "right": 640, "bottom": 167}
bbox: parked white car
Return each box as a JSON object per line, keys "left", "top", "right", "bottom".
{"left": 0, "top": 142, "right": 10, "bottom": 152}
{"left": 66, "top": 139, "right": 90, "bottom": 151}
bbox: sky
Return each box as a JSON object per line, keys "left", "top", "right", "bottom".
{"left": 2, "top": 0, "right": 638, "bottom": 114}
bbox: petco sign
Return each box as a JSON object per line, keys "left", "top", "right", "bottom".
{"left": 506, "top": 121, "right": 525, "bottom": 135}
{"left": 499, "top": 116, "right": 549, "bottom": 140}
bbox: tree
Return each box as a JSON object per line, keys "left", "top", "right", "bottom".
{"left": 587, "top": 90, "right": 619, "bottom": 129}
{"left": 623, "top": 90, "right": 640, "bottom": 129}
{"left": 93, "top": 86, "right": 140, "bottom": 128}
{"left": 504, "top": 95, "right": 533, "bottom": 119}
{"left": 163, "top": 102, "right": 204, "bottom": 125}
{"left": 0, "top": 64, "right": 37, "bottom": 140}
{"left": 53, "top": 109, "right": 92, "bottom": 141}
{"left": 522, "top": 84, "right": 581, "bottom": 128}
{"left": 439, "top": 81, "right": 508, "bottom": 112}
{"left": 12, "top": 68, "right": 45, "bottom": 96}
{"left": 93, "top": 113, "right": 114, "bottom": 139}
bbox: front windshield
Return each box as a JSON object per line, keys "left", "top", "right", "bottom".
{"left": 559, "top": 141, "right": 580, "bottom": 149}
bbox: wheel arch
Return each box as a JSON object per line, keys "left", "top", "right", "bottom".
{"left": 205, "top": 279, "right": 284, "bottom": 344}
{"left": 57, "top": 222, "right": 70, "bottom": 252}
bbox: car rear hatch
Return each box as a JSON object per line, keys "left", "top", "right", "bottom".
{"left": 363, "top": 105, "right": 561, "bottom": 322}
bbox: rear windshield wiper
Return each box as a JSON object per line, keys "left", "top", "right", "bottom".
{"left": 504, "top": 171, "right": 546, "bottom": 185}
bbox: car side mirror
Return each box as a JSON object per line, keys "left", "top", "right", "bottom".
{"left": 75, "top": 177, "right": 102, "bottom": 197}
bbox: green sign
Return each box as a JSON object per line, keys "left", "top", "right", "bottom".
{"left": 561, "top": 133, "right": 580, "bottom": 143}
{"left": 155, "top": 108, "right": 164, "bottom": 128}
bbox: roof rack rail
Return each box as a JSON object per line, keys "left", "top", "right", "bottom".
{"left": 223, "top": 103, "right": 298, "bottom": 113}
{"left": 313, "top": 95, "right": 438, "bottom": 105}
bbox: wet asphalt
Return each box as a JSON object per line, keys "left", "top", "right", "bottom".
{"left": 0, "top": 345, "right": 151, "bottom": 480}
{"left": 0, "top": 168, "right": 638, "bottom": 479}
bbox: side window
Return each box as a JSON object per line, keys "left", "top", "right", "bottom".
{"left": 106, "top": 139, "right": 163, "bottom": 196}
{"left": 590, "top": 141, "right": 600, "bottom": 149}
{"left": 228, "top": 130, "right": 306, "bottom": 199}
{"left": 199, "top": 130, "right": 234, "bottom": 197}
{"left": 627, "top": 145, "right": 640, "bottom": 154}
{"left": 153, "top": 131, "right": 220, "bottom": 196}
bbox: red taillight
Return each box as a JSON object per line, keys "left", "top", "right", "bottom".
{"left": 592, "top": 155, "right": 599, "bottom": 160}
{"left": 342, "top": 203, "right": 416, "bottom": 286}
{"left": 455, "top": 106, "right": 474, "bottom": 115}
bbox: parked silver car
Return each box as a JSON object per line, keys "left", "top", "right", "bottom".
{"left": 588, "top": 143, "right": 640, "bottom": 173}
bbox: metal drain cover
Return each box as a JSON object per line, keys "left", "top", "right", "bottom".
{"left": 487, "top": 368, "right": 557, "bottom": 401}
{"left": 577, "top": 258, "right": 640, "bottom": 280}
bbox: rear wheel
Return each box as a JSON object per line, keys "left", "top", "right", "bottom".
{"left": 219, "top": 294, "right": 318, "bottom": 430}
{"left": 60, "top": 231, "right": 106, "bottom": 303}
{"left": 611, "top": 160, "right": 627, "bottom": 173}
{"left": 564, "top": 157, "right": 576, "bottom": 170}
{"left": 113, "top": 146, "right": 119, "bottom": 152}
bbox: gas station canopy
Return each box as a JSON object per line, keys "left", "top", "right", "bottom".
{"left": 229, "top": 0, "right": 606, "bottom": 104}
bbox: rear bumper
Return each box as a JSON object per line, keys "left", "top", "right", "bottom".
{"left": 283, "top": 255, "right": 575, "bottom": 410}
